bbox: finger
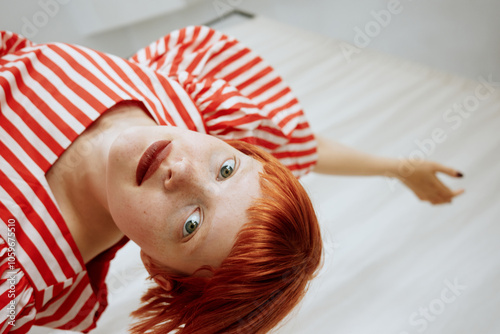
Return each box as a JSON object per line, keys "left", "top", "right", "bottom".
{"left": 430, "top": 188, "right": 464, "bottom": 204}
{"left": 452, "top": 188, "right": 465, "bottom": 197}
{"left": 430, "top": 174, "right": 455, "bottom": 198}
{"left": 433, "top": 163, "right": 463, "bottom": 178}
{"left": 432, "top": 187, "right": 464, "bottom": 204}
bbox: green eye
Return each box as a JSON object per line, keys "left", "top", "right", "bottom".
{"left": 219, "top": 159, "right": 235, "bottom": 179}
{"left": 183, "top": 211, "right": 201, "bottom": 237}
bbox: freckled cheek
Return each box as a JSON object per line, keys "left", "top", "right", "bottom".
{"left": 111, "top": 192, "right": 159, "bottom": 242}
{"left": 141, "top": 197, "right": 176, "bottom": 244}
{"left": 131, "top": 196, "right": 159, "bottom": 225}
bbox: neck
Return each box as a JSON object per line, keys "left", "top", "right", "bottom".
{"left": 47, "top": 102, "right": 156, "bottom": 263}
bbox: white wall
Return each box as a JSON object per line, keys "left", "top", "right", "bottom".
{"left": 237, "top": 0, "right": 500, "bottom": 80}
{"left": 1, "top": 0, "right": 499, "bottom": 79}
{"left": 0, "top": 0, "right": 222, "bottom": 57}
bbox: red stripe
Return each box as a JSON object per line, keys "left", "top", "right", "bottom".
{"left": 147, "top": 37, "right": 161, "bottom": 64}
{"left": 202, "top": 47, "right": 249, "bottom": 80}
{"left": 288, "top": 133, "right": 316, "bottom": 144}
{"left": 185, "top": 28, "right": 216, "bottom": 73}
{"left": 157, "top": 75, "right": 197, "bottom": 130}
{"left": 152, "top": 34, "right": 171, "bottom": 70}
{"left": 257, "top": 87, "right": 291, "bottom": 110}
{"left": 235, "top": 66, "right": 273, "bottom": 92}
{"left": 203, "top": 35, "right": 234, "bottom": 63}
{"left": 168, "top": 27, "right": 186, "bottom": 76}
{"left": 203, "top": 101, "right": 258, "bottom": 122}
{"left": 9, "top": 316, "right": 36, "bottom": 334}
{"left": 200, "top": 39, "right": 238, "bottom": 77}
{"left": 168, "top": 27, "right": 204, "bottom": 75}
{"left": 247, "top": 76, "right": 281, "bottom": 100}
{"left": 235, "top": 136, "right": 281, "bottom": 150}
{"left": 130, "top": 33, "right": 169, "bottom": 65}
{"left": 36, "top": 277, "right": 92, "bottom": 328}
{"left": 277, "top": 110, "right": 304, "bottom": 129}
{"left": 213, "top": 122, "right": 288, "bottom": 145}
{"left": 0, "top": 117, "right": 51, "bottom": 172}
{"left": 295, "top": 121, "right": 312, "bottom": 130}
{"left": 184, "top": 46, "right": 209, "bottom": 74}
{"left": 207, "top": 113, "right": 264, "bottom": 133}
{"left": 267, "top": 100, "right": 300, "bottom": 121}
{"left": 286, "top": 160, "right": 317, "bottom": 173}
{"left": 253, "top": 125, "right": 288, "bottom": 140}
{"left": 144, "top": 43, "right": 151, "bottom": 63}
{"left": 189, "top": 76, "right": 219, "bottom": 102}
{"left": 273, "top": 147, "right": 317, "bottom": 159}
{"left": 222, "top": 56, "right": 262, "bottom": 84}
{"left": 202, "top": 87, "right": 254, "bottom": 116}
{"left": 193, "top": 27, "right": 215, "bottom": 53}
{"left": 0, "top": 47, "right": 32, "bottom": 65}
{"left": 222, "top": 128, "right": 316, "bottom": 156}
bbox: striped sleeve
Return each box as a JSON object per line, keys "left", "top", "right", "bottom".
{"left": 130, "top": 26, "right": 318, "bottom": 177}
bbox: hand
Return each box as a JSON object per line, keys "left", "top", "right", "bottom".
{"left": 394, "top": 159, "right": 465, "bottom": 205}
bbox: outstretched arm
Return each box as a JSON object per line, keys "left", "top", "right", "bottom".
{"left": 312, "top": 135, "right": 465, "bottom": 205}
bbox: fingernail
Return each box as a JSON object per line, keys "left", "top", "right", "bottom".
{"left": 456, "top": 172, "right": 464, "bottom": 177}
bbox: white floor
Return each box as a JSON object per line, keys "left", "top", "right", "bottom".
{"left": 1, "top": 0, "right": 499, "bottom": 80}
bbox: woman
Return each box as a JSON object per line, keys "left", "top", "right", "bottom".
{"left": 0, "top": 26, "right": 463, "bottom": 334}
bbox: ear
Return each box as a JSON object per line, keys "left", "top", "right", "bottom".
{"left": 140, "top": 250, "right": 173, "bottom": 291}
{"left": 152, "top": 275, "right": 173, "bottom": 291}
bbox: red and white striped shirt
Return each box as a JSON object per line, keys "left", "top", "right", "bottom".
{"left": 0, "top": 26, "right": 317, "bottom": 333}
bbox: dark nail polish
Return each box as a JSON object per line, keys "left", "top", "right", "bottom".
{"left": 456, "top": 172, "right": 463, "bottom": 177}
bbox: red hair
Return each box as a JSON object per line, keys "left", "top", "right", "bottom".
{"left": 130, "top": 140, "right": 322, "bottom": 333}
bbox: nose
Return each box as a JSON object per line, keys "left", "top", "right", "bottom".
{"left": 163, "top": 158, "right": 191, "bottom": 191}
{"left": 164, "top": 158, "right": 209, "bottom": 194}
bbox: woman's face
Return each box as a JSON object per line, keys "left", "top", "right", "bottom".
{"left": 106, "top": 126, "right": 263, "bottom": 275}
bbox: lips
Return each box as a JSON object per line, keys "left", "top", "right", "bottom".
{"left": 136, "top": 140, "right": 172, "bottom": 186}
